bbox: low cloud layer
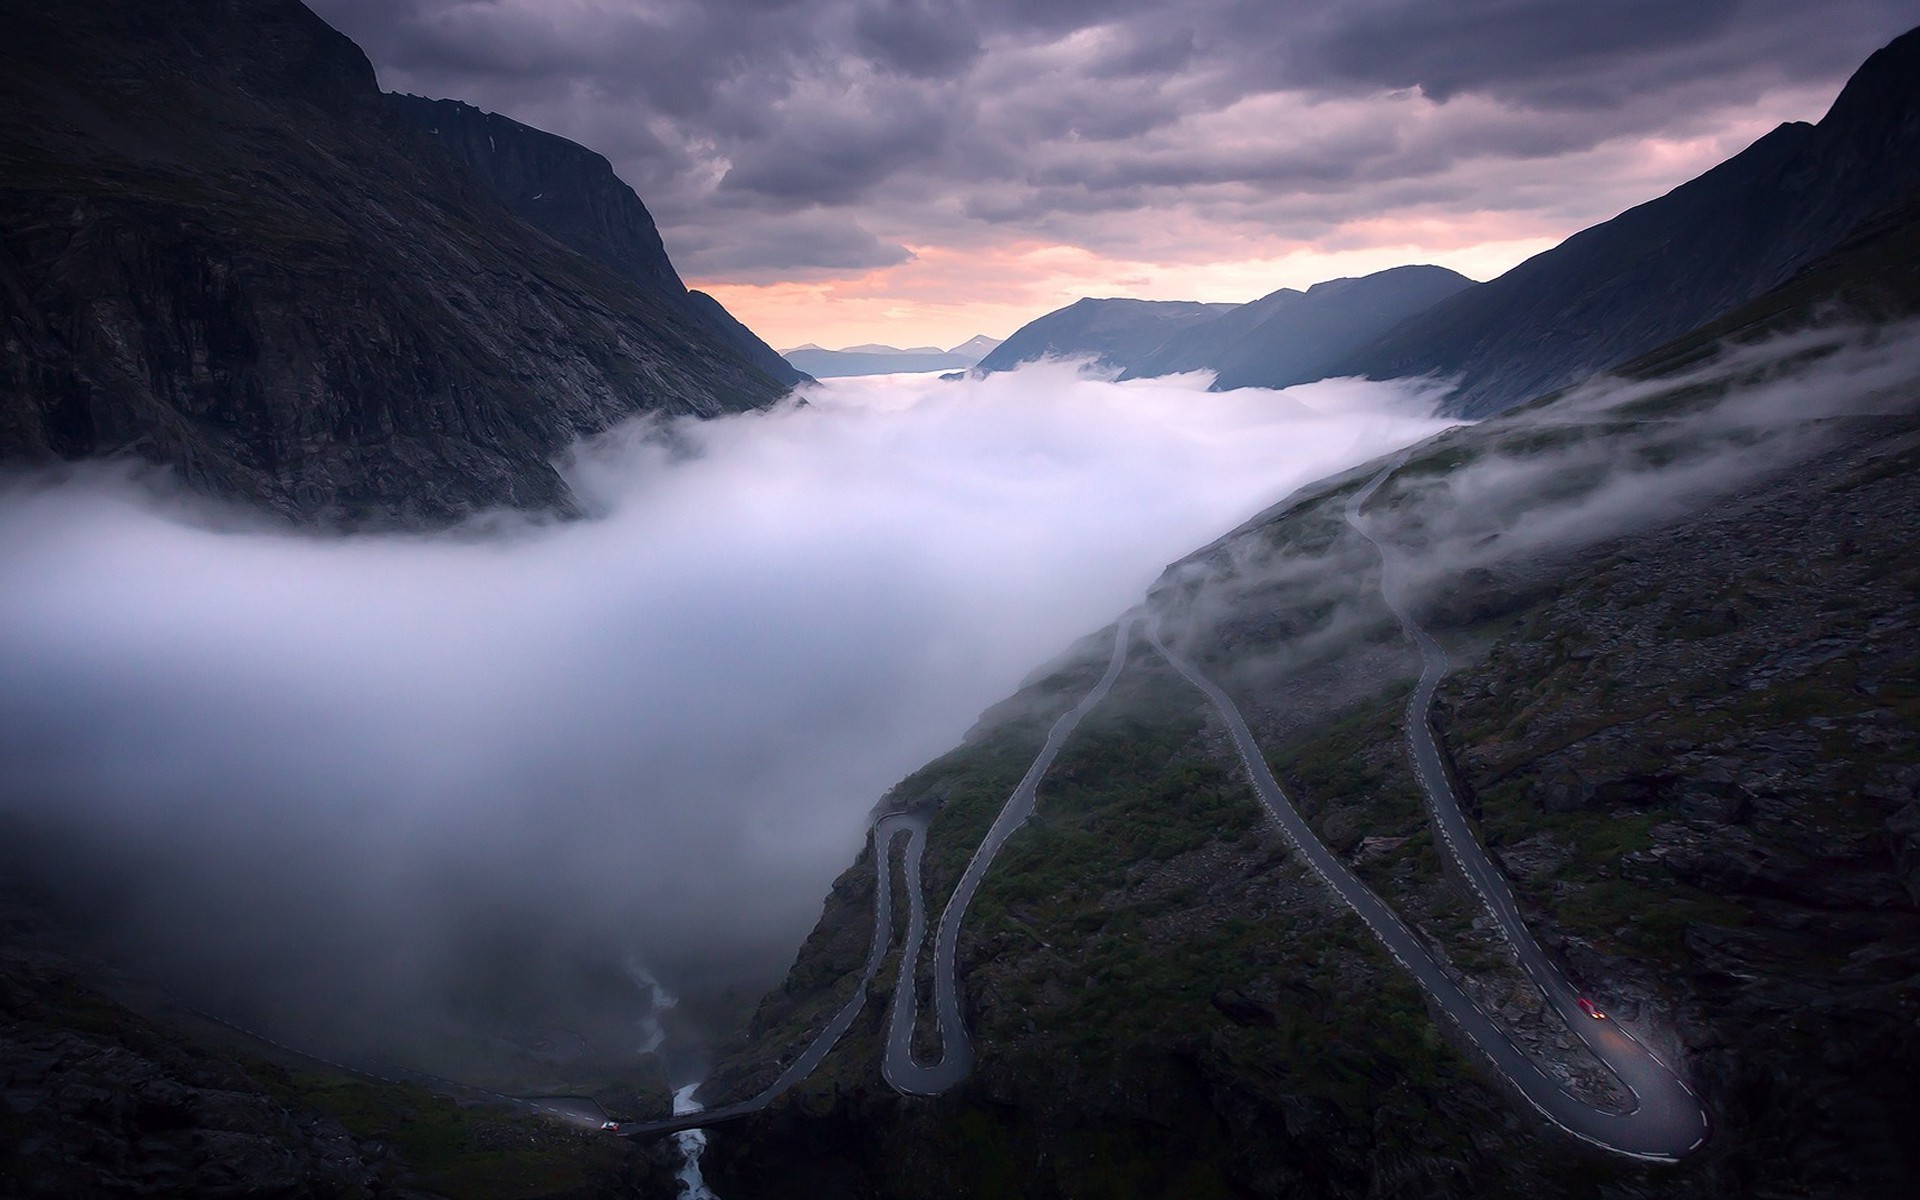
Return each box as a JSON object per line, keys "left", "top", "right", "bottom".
{"left": 0, "top": 364, "right": 1452, "bottom": 1070}
{"left": 1151, "top": 323, "right": 1920, "bottom": 728}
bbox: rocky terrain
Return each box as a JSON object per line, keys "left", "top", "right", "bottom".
{"left": 693, "top": 213, "right": 1920, "bottom": 1196}
{"left": 6, "top": 5, "right": 1920, "bottom": 1197}
{"left": 0, "top": 0, "right": 794, "bottom": 525}
{"left": 0, "top": 872, "right": 681, "bottom": 1200}
{"left": 384, "top": 95, "right": 805, "bottom": 391}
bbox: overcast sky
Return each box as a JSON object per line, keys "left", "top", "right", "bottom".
{"left": 306, "top": 0, "right": 1920, "bottom": 348}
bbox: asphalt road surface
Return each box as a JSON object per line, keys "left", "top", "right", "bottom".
{"left": 883, "top": 615, "right": 1135, "bottom": 1095}
{"left": 1140, "top": 456, "right": 1704, "bottom": 1160}
{"left": 619, "top": 619, "right": 1133, "bottom": 1134}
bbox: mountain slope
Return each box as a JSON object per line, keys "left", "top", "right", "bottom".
{"left": 1325, "top": 24, "right": 1920, "bottom": 416}
{"left": 0, "top": 0, "right": 793, "bottom": 524}
{"left": 975, "top": 298, "right": 1237, "bottom": 374}
{"left": 1117, "top": 265, "right": 1476, "bottom": 388}
{"left": 698, "top": 197, "right": 1920, "bottom": 1199}
{"left": 686, "top": 289, "right": 813, "bottom": 386}
{"left": 386, "top": 93, "right": 808, "bottom": 390}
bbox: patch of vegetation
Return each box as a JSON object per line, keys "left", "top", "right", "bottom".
{"left": 276, "top": 1073, "right": 631, "bottom": 1200}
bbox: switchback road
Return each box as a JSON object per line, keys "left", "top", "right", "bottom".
{"left": 629, "top": 459, "right": 1706, "bottom": 1159}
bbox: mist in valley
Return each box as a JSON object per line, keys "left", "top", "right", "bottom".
{"left": 1148, "top": 323, "right": 1920, "bottom": 741}
{"left": 0, "top": 361, "right": 1455, "bottom": 1081}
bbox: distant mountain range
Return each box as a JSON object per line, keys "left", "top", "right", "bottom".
{"left": 1327, "top": 24, "right": 1920, "bottom": 416}
{"left": 982, "top": 25, "right": 1920, "bottom": 416}
{"left": 783, "top": 336, "right": 1003, "bottom": 377}
{"left": 1117, "top": 265, "right": 1476, "bottom": 388}
{"left": 0, "top": 0, "right": 798, "bottom": 524}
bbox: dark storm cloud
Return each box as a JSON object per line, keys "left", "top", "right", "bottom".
{"left": 1296, "top": 0, "right": 1746, "bottom": 103}
{"left": 673, "top": 210, "right": 915, "bottom": 278}
{"left": 852, "top": 0, "right": 983, "bottom": 78}
{"left": 302, "top": 0, "right": 1920, "bottom": 276}
{"left": 717, "top": 78, "right": 957, "bottom": 204}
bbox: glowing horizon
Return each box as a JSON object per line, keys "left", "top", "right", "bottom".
{"left": 301, "top": 2, "right": 1912, "bottom": 353}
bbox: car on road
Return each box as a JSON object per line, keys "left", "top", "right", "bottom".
{"left": 1577, "top": 997, "right": 1607, "bottom": 1020}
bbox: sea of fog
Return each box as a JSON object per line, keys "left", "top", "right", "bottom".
{"left": 0, "top": 361, "right": 1456, "bottom": 1067}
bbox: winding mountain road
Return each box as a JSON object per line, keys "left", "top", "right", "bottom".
{"left": 1144, "top": 456, "right": 1703, "bottom": 1159}
{"left": 625, "top": 460, "right": 1705, "bottom": 1160}
{"left": 1333, "top": 456, "right": 1707, "bottom": 1159}
{"left": 618, "top": 618, "right": 1134, "bottom": 1135}
{"left": 884, "top": 615, "right": 1135, "bottom": 1094}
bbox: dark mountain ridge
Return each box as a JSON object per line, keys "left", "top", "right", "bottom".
{"left": 0, "top": 0, "right": 794, "bottom": 524}
{"left": 1116, "top": 265, "right": 1476, "bottom": 388}
{"left": 982, "top": 26, "right": 1920, "bottom": 415}
{"left": 6, "top": 7, "right": 1920, "bottom": 1199}
{"left": 385, "top": 93, "right": 807, "bottom": 390}
{"left": 1325, "top": 24, "right": 1920, "bottom": 415}
{"left": 974, "top": 297, "right": 1237, "bottom": 374}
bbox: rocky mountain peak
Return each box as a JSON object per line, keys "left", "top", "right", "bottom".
{"left": 0, "top": 0, "right": 796, "bottom": 523}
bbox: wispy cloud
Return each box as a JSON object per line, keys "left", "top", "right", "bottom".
{"left": 1151, "top": 323, "right": 1920, "bottom": 705}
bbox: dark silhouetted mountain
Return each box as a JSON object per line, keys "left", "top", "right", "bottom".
{"left": 974, "top": 298, "right": 1237, "bottom": 374}
{"left": 1324, "top": 25, "right": 1920, "bottom": 416}
{"left": 1116, "top": 265, "right": 1476, "bottom": 388}
{"left": 686, "top": 289, "right": 812, "bottom": 387}
{"left": 0, "top": 0, "right": 794, "bottom": 524}
{"left": 387, "top": 93, "right": 808, "bottom": 391}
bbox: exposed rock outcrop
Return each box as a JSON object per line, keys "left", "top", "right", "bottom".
{"left": 384, "top": 94, "right": 807, "bottom": 391}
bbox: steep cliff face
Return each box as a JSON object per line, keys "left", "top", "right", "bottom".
{"left": 697, "top": 215, "right": 1920, "bottom": 1198}
{"left": 384, "top": 94, "right": 686, "bottom": 297}
{"left": 686, "top": 289, "right": 814, "bottom": 387}
{"left": 0, "top": 0, "right": 793, "bottom": 524}
{"left": 385, "top": 94, "right": 808, "bottom": 390}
